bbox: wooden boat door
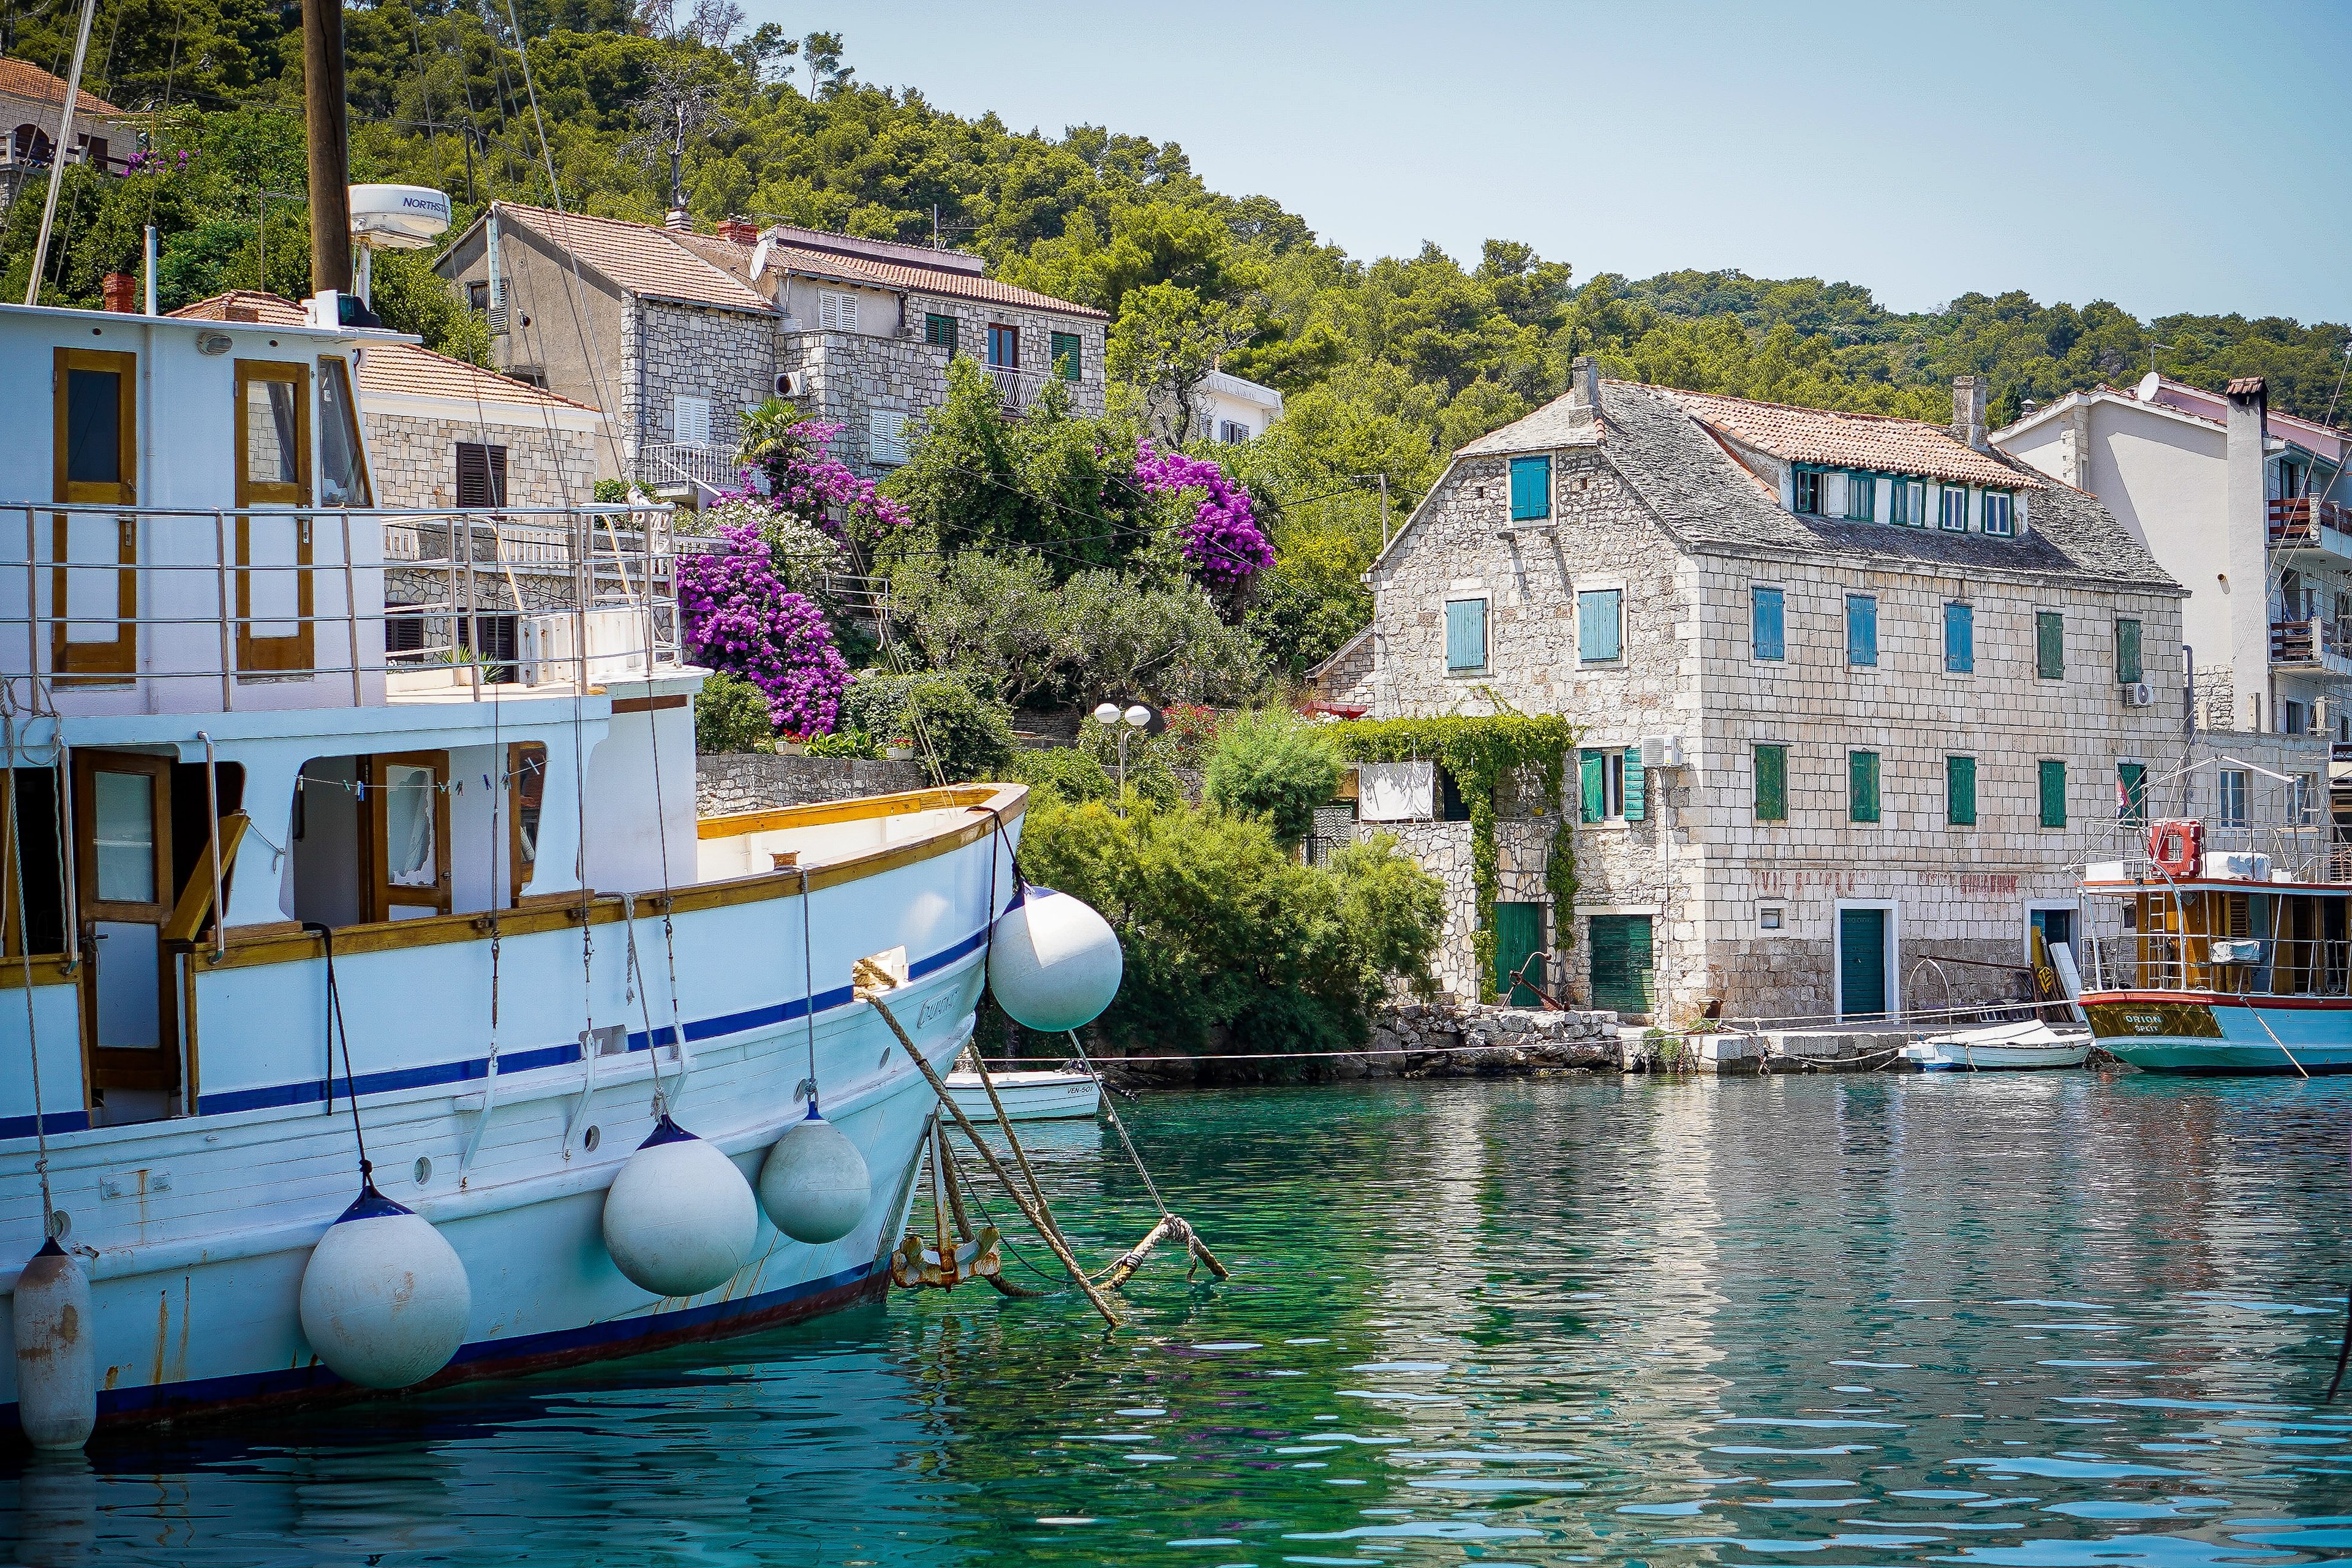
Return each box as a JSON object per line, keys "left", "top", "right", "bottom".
{"left": 366, "top": 751, "right": 451, "bottom": 921}
{"left": 51, "top": 347, "right": 138, "bottom": 680}
{"left": 233, "top": 360, "right": 314, "bottom": 674}
{"left": 72, "top": 750, "right": 176, "bottom": 1110}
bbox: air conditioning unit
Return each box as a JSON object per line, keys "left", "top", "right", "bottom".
{"left": 520, "top": 607, "right": 650, "bottom": 687}
{"left": 1639, "top": 736, "right": 1684, "bottom": 769}
{"left": 2122, "top": 680, "right": 2155, "bottom": 706}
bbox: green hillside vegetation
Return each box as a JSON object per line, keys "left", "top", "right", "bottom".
{"left": 6, "top": 4, "right": 2345, "bottom": 690}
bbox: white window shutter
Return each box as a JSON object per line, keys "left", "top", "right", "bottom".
{"left": 673, "top": 395, "right": 710, "bottom": 447}
{"left": 819, "top": 290, "right": 859, "bottom": 331}
{"left": 1823, "top": 471, "right": 1847, "bottom": 517}
{"left": 870, "top": 408, "right": 907, "bottom": 466}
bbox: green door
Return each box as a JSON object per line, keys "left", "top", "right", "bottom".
{"left": 1494, "top": 902, "right": 1545, "bottom": 1006}
{"left": 1588, "top": 914, "right": 1654, "bottom": 1017}
{"left": 1839, "top": 908, "right": 1887, "bottom": 1019}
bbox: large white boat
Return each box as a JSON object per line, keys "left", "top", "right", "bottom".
{"left": 2079, "top": 802, "right": 2352, "bottom": 1075}
{"left": 0, "top": 288, "right": 1025, "bottom": 1433}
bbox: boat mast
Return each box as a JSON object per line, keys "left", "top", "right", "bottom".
{"left": 301, "top": 0, "right": 354, "bottom": 298}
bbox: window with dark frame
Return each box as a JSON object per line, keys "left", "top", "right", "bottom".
{"left": 986, "top": 323, "right": 1019, "bottom": 368}
{"left": 1793, "top": 469, "right": 1823, "bottom": 514}
{"left": 456, "top": 442, "right": 507, "bottom": 508}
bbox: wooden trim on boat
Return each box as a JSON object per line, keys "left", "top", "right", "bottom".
{"left": 198, "top": 785, "right": 1027, "bottom": 972}
{"left": 609, "top": 693, "right": 688, "bottom": 715}
{"left": 695, "top": 784, "right": 1009, "bottom": 840}
{"left": 2084, "top": 989, "right": 2351, "bottom": 1010}
{"left": 0, "top": 953, "right": 80, "bottom": 989}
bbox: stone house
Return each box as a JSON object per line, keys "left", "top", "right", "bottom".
{"left": 432, "top": 203, "right": 1108, "bottom": 492}
{"left": 0, "top": 57, "right": 131, "bottom": 206}
{"left": 1322, "top": 362, "right": 2188, "bottom": 1025}
{"left": 1992, "top": 372, "right": 2348, "bottom": 762}
{"left": 168, "top": 290, "right": 608, "bottom": 663}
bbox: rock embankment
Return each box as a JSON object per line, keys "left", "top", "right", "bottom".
{"left": 1090, "top": 998, "right": 1626, "bottom": 1087}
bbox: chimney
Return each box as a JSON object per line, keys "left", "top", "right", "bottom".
{"left": 1571, "top": 355, "right": 1600, "bottom": 411}
{"left": 1951, "top": 375, "right": 1988, "bottom": 450}
{"left": 225, "top": 303, "right": 260, "bottom": 323}
{"left": 664, "top": 207, "right": 691, "bottom": 233}
{"left": 2225, "top": 375, "right": 2271, "bottom": 731}
{"left": 100, "top": 271, "right": 137, "bottom": 313}
{"left": 716, "top": 216, "right": 759, "bottom": 245}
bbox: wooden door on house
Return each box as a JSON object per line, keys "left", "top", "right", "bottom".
{"left": 1838, "top": 908, "right": 1888, "bottom": 1019}
{"left": 1493, "top": 902, "right": 1545, "bottom": 1006}
{"left": 1588, "top": 914, "right": 1653, "bottom": 1016}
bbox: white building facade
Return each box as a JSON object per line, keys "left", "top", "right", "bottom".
{"left": 1327, "top": 364, "right": 2187, "bottom": 1024}
{"left": 1194, "top": 368, "right": 1284, "bottom": 444}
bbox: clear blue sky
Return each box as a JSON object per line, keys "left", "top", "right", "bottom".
{"left": 744, "top": 0, "right": 2352, "bottom": 326}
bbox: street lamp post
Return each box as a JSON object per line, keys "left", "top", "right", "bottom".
{"left": 1093, "top": 701, "right": 1153, "bottom": 813}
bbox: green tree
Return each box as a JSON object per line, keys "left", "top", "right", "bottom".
{"left": 1203, "top": 707, "right": 1343, "bottom": 845}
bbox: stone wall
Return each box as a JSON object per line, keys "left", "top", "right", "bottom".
{"left": 364, "top": 408, "right": 597, "bottom": 511}
{"left": 907, "top": 288, "right": 1107, "bottom": 420}
{"left": 622, "top": 298, "right": 778, "bottom": 480}
{"left": 1358, "top": 392, "right": 2188, "bottom": 1025}
{"left": 696, "top": 750, "right": 931, "bottom": 815}
{"left": 1365, "top": 816, "right": 1563, "bottom": 1000}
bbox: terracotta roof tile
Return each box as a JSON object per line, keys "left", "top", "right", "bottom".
{"left": 2227, "top": 375, "right": 2266, "bottom": 397}
{"left": 497, "top": 205, "right": 772, "bottom": 312}
{"left": 672, "top": 230, "right": 1109, "bottom": 320}
{"left": 167, "top": 292, "right": 594, "bottom": 413}
{"left": 0, "top": 58, "right": 123, "bottom": 116}
{"left": 1651, "top": 386, "right": 2030, "bottom": 489}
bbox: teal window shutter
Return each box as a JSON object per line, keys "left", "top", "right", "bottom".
{"left": 1050, "top": 331, "right": 1082, "bottom": 380}
{"left": 1752, "top": 586, "right": 1784, "bottom": 661}
{"left": 1945, "top": 602, "right": 1973, "bottom": 673}
{"left": 1849, "top": 750, "right": 1880, "bottom": 823}
{"left": 2036, "top": 611, "right": 2064, "bottom": 679}
{"left": 1580, "top": 750, "right": 1605, "bottom": 823}
{"left": 2116, "top": 617, "right": 2143, "bottom": 684}
{"left": 1578, "top": 589, "right": 1622, "bottom": 662}
{"left": 1754, "top": 744, "right": 1787, "bottom": 822}
{"left": 1622, "top": 748, "right": 1646, "bottom": 821}
{"left": 1509, "top": 456, "right": 1551, "bottom": 521}
{"left": 1946, "top": 755, "right": 1976, "bottom": 826}
{"left": 1444, "top": 599, "right": 1487, "bottom": 671}
{"left": 2117, "top": 761, "right": 2147, "bottom": 825}
{"left": 925, "top": 313, "right": 958, "bottom": 353}
{"left": 1847, "top": 595, "right": 1877, "bottom": 666}
{"left": 2040, "top": 759, "right": 2067, "bottom": 828}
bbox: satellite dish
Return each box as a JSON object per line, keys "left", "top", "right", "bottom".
{"left": 748, "top": 238, "right": 773, "bottom": 280}
{"left": 349, "top": 185, "right": 453, "bottom": 251}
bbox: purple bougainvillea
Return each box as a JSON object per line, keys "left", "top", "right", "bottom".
{"left": 754, "top": 418, "right": 911, "bottom": 545}
{"left": 675, "top": 518, "right": 851, "bottom": 736}
{"left": 1133, "top": 440, "right": 1273, "bottom": 587}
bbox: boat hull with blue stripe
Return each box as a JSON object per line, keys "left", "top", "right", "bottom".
{"left": 2082, "top": 991, "right": 2352, "bottom": 1075}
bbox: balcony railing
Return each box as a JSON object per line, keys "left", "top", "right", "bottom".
{"left": 2081, "top": 932, "right": 2352, "bottom": 998}
{"left": 982, "top": 363, "right": 1044, "bottom": 412}
{"left": 2269, "top": 497, "right": 2352, "bottom": 548}
{"left": 2269, "top": 614, "right": 2352, "bottom": 666}
{"left": 639, "top": 441, "right": 747, "bottom": 497}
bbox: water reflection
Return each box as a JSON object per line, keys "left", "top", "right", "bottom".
{"left": 4, "top": 1075, "right": 2346, "bottom": 1566}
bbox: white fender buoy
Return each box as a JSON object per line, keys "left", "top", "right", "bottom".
{"left": 757, "top": 1106, "right": 871, "bottom": 1245}
{"left": 298, "top": 1180, "right": 471, "bottom": 1391}
{"left": 601, "top": 1115, "right": 758, "bottom": 1297}
{"left": 13, "top": 1238, "right": 96, "bottom": 1449}
{"left": 987, "top": 884, "right": 1123, "bottom": 1033}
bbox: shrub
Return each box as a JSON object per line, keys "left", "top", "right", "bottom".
{"left": 695, "top": 672, "right": 774, "bottom": 753}
{"left": 674, "top": 519, "right": 852, "bottom": 735}
{"left": 1203, "top": 707, "right": 1343, "bottom": 843}
{"left": 900, "top": 676, "right": 1020, "bottom": 782}
{"left": 1014, "top": 747, "right": 1115, "bottom": 805}
{"left": 804, "top": 728, "right": 877, "bottom": 759}
{"left": 1014, "top": 796, "right": 1444, "bottom": 1056}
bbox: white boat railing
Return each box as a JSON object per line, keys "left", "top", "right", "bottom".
{"left": 0, "top": 501, "right": 687, "bottom": 711}
{"left": 2081, "top": 932, "right": 2352, "bottom": 998}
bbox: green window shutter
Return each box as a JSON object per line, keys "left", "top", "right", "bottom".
{"left": 2040, "top": 759, "right": 2067, "bottom": 828}
{"left": 1578, "top": 589, "right": 1621, "bottom": 662}
{"left": 1945, "top": 602, "right": 1973, "bottom": 673}
{"left": 1755, "top": 744, "right": 1787, "bottom": 822}
{"left": 1580, "top": 750, "right": 1605, "bottom": 823}
{"left": 2117, "top": 761, "right": 2147, "bottom": 825}
{"left": 1050, "top": 331, "right": 1082, "bottom": 380}
{"left": 925, "top": 314, "right": 959, "bottom": 352}
{"left": 1752, "top": 586, "right": 1784, "bottom": 661}
{"left": 1849, "top": 750, "right": 1880, "bottom": 823}
{"left": 1847, "top": 595, "right": 1877, "bottom": 666}
{"left": 2116, "top": 617, "right": 2143, "bottom": 684}
{"left": 1509, "top": 456, "right": 1551, "bottom": 521}
{"left": 1946, "top": 755, "right": 1976, "bottom": 826}
{"left": 1845, "top": 472, "right": 1874, "bottom": 521}
{"left": 2036, "top": 611, "right": 2064, "bottom": 679}
{"left": 1444, "top": 599, "right": 1487, "bottom": 671}
{"left": 1622, "top": 748, "right": 1645, "bottom": 821}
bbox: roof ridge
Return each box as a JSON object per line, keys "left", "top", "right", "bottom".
{"left": 1643, "top": 381, "right": 1957, "bottom": 434}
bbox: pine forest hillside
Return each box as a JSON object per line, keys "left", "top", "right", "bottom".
{"left": 3, "top": 2, "right": 2345, "bottom": 688}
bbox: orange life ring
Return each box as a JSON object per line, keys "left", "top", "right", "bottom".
{"left": 2147, "top": 818, "right": 2201, "bottom": 878}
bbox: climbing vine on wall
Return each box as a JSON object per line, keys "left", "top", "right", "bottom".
{"left": 1329, "top": 715, "right": 1581, "bottom": 1002}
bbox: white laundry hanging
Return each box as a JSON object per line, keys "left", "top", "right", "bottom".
{"left": 1357, "top": 760, "right": 1436, "bottom": 822}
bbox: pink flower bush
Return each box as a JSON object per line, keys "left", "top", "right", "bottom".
{"left": 755, "top": 418, "right": 911, "bottom": 545}
{"left": 1134, "top": 440, "right": 1273, "bottom": 587}
{"left": 676, "top": 518, "right": 851, "bottom": 736}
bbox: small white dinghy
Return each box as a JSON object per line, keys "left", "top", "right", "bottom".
{"left": 945, "top": 1068, "right": 1104, "bottom": 1123}
{"left": 1902, "top": 1020, "right": 2092, "bottom": 1071}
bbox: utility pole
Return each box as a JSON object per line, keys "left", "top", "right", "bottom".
{"left": 302, "top": 0, "right": 355, "bottom": 297}
{"left": 1378, "top": 472, "right": 1391, "bottom": 548}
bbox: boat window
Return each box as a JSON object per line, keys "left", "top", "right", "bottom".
{"left": 366, "top": 751, "right": 451, "bottom": 921}
{"left": 245, "top": 375, "right": 301, "bottom": 489}
{"left": 507, "top": 741, "right": 546, "bottom": 902}
{"left": 66, "top": 366, "right": 123, "bottom": 484}
{"left": 383, "top": 764, "right": 439, "bottom": 888}
{"left": 317, "top": 356, "right": 370, "bottom": 507}
{"left": 92, "top": 767, "right": 158, "bottom": 904}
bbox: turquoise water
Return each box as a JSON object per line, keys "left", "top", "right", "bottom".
{"left": 7, "top": 1074, "right": 2352, "bottom": 1566}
